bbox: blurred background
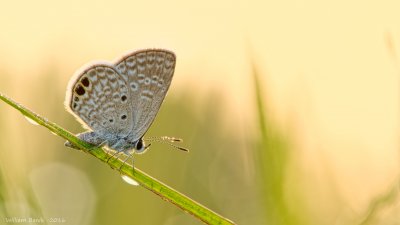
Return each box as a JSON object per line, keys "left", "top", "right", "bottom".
{"left": 0, "top": 0, "right": 398, "bottom": 224}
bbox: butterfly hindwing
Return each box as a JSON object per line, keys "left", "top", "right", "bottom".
{"left": 114, "top": 49, "right": 176, "bottom": 140}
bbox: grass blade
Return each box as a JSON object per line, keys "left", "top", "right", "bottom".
{"left": 252, "top": 63, "right": 296, "bottom": 224}
{"left": 0, "top": 92, "right": 235, "bottom": 225}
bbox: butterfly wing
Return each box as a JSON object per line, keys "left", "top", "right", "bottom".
{"left": 114, "top": 49, "right": 176, "bottom": 140}
{"left": 66, "top": 64, "right": 134, "bottom": 136}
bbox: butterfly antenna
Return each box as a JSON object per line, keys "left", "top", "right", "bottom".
{"left": 144, "top": 136, "right": 189, "bottom": 152}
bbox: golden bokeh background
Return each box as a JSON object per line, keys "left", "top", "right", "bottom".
{"left": 0, "top": 1, "right": 398, "bottom": 225}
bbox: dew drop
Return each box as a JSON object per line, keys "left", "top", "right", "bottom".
{"left": 121, "top": 175, "right": 139, "bottom": 186}
{"left": 24, "top": 116, "right": 39, "bottom": 126}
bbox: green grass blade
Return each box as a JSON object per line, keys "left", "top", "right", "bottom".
{"left": 252, "top": 64, "right": 296, "bottom": 224}
{"left": 0, "top": 92, "right": 235, "bottom": 225}
{"left": 358, "top": 181, "right": 399, "bottom": 225}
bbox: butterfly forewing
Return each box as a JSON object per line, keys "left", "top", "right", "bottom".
{"left": 115, "top": 49, "right": 176, "bottom": 140}
{"left": 67, "top": 65, "right": 134, "bottom": 136}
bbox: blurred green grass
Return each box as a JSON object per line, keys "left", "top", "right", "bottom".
{"left": 252, "top": 63, "right": 305, "bottom": 225}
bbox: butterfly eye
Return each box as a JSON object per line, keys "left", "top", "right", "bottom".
{"left": 135, "top": 139, "right": 144, "bottom": 151}
{"left": 121, "top": 114, "right": 127, "bottom": 120}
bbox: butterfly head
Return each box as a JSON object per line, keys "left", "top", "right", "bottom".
{"left": 133, "top": 138, "right": 150, "bottom": 154}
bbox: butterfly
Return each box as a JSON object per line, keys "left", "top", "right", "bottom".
{"left": 64, "top": 49, "right": 187, "bottom": 164}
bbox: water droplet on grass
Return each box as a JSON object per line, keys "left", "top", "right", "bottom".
{"left": 24, "top": 116, "right": 39, "bottom": 125}
{"left": 121, "top": 175, "right": 139, "bottom": 186}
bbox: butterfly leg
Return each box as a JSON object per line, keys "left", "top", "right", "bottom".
{"left": 119, "top": 153, "right": 134, "bottom": 172}
{"left": 96, "top": 140, "right": 108, "bottom": 148}
{"left": 106, "top": 150, "right": 121, "bottom": 163}
{"left": 119, "top": 144, "right": 150, "bottom": 172}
